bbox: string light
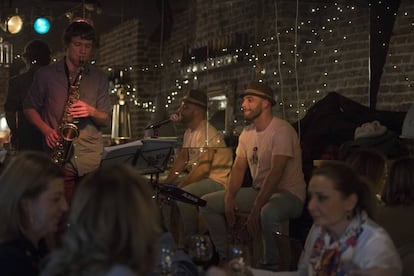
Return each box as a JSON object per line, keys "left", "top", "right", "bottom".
{"left": 12, "top": 1, "right": 401, "bottom": 123}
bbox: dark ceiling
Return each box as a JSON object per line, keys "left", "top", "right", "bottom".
{"left": 1, "top": 0, "right": 143, "bottom": 54}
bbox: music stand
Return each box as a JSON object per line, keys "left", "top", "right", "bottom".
{"left": 132, "top": 138, "right": 177, "bottom": 177}
{"left": 134, "top": 140, "right": 210, "bottom": 210}
{"left": 100, "top": 139, "right": 143, "bottom": 167}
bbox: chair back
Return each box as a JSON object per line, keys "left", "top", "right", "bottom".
{"left": 399, "top": 242, "right": 414, "bottom": 276}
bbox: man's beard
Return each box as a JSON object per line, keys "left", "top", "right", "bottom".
{"left": 180, "top": 114, "right": 191, "bottom": 125}
{"left": 243, "top": 108, "right": 261, "bottom": 121}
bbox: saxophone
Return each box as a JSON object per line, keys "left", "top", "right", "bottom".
{"left": 50, "top": 59, "right": 85, "bottom": 166}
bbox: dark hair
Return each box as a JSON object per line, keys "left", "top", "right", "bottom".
{"left": 23, "top": 39, "right": 51, "bottom": 66}
{"left": 63, "top": 21, "right": 96, "bottom": 47}
{"left": 345, "top": 149, "right": 386, "bottom": 194}
{"left": 0, "top": 151, "right": 64, "bottom": 241}
{"left": 41, "top": 164, "right": 162, "bottom": 276}
{"left": 312, "top": 160, "right": 375, "bottom": 218}
{"left": 381, "top": 156, "right": 414, "bottom": 206}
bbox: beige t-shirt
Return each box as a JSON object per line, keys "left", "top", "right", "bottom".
{"left": 182, "top": 120, "right": 232, "bottom": 185}
{"left": 236, "top": 117, "right": 306, "bottom": 202}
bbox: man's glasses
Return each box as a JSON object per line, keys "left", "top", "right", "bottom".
{"left": 252, "top": 147, "right": 258, "bottom": 165}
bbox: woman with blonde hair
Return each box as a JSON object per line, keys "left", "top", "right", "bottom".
{"left": 0, "top": 151, "right": 67, "bottom": 276}
{"left": 41, "top": 164, "right": 162, "bottom": 276}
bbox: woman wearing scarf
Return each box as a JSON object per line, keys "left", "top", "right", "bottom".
{"left": 298, "top": 161, "right": 401, "bottom": 276}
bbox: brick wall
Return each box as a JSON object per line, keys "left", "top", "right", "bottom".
{"left": 98, "top": 0, "right": 414, "bottom": 139}
{"left": 378, "top": 0, "right": 414, "bottom": 112}
{"left": 98, "top": 19, "right": 161, "bottom": 138}
{"left": 0, "top": 1, "right": 411, "bottom": 141}
{"left": 157, "top": 0, "right": 372, "bottom": 129}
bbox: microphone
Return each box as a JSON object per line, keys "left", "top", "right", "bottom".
{"left": 144, "top": 113, "right": 180, "bottom": 130}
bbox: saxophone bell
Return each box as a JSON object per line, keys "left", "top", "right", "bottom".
{"left": 61, "top": 123, "right": 79, "bottom": 141}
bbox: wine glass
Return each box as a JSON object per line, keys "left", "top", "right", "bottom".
{"left": 228, "top": 244, "right": 253, "bottom": 276}
{"left": 186, "top": 234, "right": 214, "bottom": 272}
{"left": 156, "top": 245, "right": 174, "bottom": 275}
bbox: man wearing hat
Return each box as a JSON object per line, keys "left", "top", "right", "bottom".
{"left": 201, "top": 81, "right": 306, "bottom": 269}
{"left": 163, "top": 89, "right": 233, "bottom": 242}
{"left": 5, "top": 40, "right": 51, "bottom": 151}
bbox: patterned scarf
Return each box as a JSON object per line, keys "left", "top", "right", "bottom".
{"left": 308, "top": 212, "right": 367, "bottom": 276}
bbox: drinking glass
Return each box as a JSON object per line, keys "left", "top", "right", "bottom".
{"left": 157, "top": 245, "right": 174, "bottom": 275}
{"left": 186, "top": 234, "right": 214, "bottom": 272}
{"left": 228, "top": 244, "right": 253, "bottom": 276}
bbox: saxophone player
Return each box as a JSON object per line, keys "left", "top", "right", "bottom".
{"left": 23, "top": 20, "right": 112, "bottom": 205}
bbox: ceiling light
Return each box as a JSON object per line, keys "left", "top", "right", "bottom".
{"left": 5, "top": 15, "right": 23, "bottom": 34}
{"left": 33, "top": 17, "right": 51, "bottom": 34}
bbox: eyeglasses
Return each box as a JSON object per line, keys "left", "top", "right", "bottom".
{"left": 252, "top": 147, "right": 258, "bottom": 165}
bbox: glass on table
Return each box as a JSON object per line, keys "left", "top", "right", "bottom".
{"left": 156, "top": 244, "right": 175, "bottom": 275}
{"left": 227, "top": 244, "right": 253, "bottom": 276}
{"left": 186, "top": 234, "right": 214, "bottom": 272}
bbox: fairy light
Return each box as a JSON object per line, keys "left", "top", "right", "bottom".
{"left": 89, "top": 1, "right": 412, "bottom": 126}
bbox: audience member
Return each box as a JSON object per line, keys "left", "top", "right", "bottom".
{"left": 41, "top": 164, "right": 162, "bottom": 276}
{"left": 162, "top": 89, "right": 233, "bottom": 240}
{"left": 5, "top": 40, "right": 51, "bottom": 151}
{"left": 377, "top": 156, "right": 414, "bottom": 249}
{"left": 298, "top": 161, "right": 401, "bottom": 275}
{"left": 344, "top": 148, "right": 387, "bottom": 208}
{"left": 0, "top": 151, "right": 67, "bottom": 276}
{"left": 200, "top": 81, "right": 305, "bottom": 270}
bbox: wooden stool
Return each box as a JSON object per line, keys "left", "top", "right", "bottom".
{"left": 233, "top": 212, "right": 289, "bottom": 267}
{"left": 273, "top": 229, "right": 303, "bottom": 271}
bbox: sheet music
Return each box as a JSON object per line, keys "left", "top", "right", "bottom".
{"left": 101, "top": 139, "right": 143, "bottom": 165}
{"left": 100, "top": 138, "right": 177, "bottom": 175}
{"left": 134, "top": 138, "right": 177, "bottom": 174}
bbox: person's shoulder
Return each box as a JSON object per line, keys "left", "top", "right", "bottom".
{"left": 35, "top": 61, "right": 61, "bottom": 76}
{"left": 238, "top": 124, "right": 255, "bottom": 142}
{"left": 362, "top": 217, "right": 385, "bottom": 232}
{"left": 11, "top": 69, "right": 36, "bottom": 83}
{"left": 355, "top": 218, "right": 402, "bottom": 272}
{"left": 360, "top": 218, "right": 394, "bottom": 245}
{"left": 205, "top": 122, "right": 225, "bottom": 138}
{"left": 271, "top": 117, "right": 295, "bottom": 129}
{"left": 240, "top": 123, "right": 255, "bottom": 134}
{"left": 268, "top": 118, "right": 298, "bottom": 139}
